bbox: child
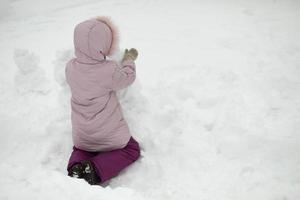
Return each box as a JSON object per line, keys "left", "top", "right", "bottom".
{"left": 65, "top": 16, "right": 140, "bottom": 185}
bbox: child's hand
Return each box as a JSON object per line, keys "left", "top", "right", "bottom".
{"left": 122, "top": 48, "right": 138, "bottom": 62}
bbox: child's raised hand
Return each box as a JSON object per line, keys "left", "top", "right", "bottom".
{"left": 122, "top": 48, "right": 138, "bottom": 62}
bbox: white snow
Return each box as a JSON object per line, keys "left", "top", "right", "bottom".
{"left": 0, "top": 0, "right": 300, "bottom": 199}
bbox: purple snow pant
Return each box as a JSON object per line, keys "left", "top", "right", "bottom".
{"left": 67, "top": 137, "right": 140, "bottom": 183}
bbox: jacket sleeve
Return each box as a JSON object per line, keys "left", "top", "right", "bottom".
{"left": 111, "top": 60, "right": 136, "bottom": 91}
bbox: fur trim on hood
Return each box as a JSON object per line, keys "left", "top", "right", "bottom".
{"left": 94, "top": 16, "right": 119, "bottom": 57}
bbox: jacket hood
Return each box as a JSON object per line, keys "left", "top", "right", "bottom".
{"left": 73, "top": 16, "right": 119, "bottom": 63}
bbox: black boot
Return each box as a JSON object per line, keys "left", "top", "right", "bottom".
{"left": 68, "top": 163, "right": 85, "bottom": 178}
{"left": 81, "top": 160, "right": 100, "bottom": 185}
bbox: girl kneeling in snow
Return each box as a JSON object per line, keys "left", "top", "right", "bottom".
{"left": 65, "top": 16, "right": 140, "bottom": 185}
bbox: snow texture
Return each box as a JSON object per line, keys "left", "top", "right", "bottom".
{"left": 0, "top": 0, "right": 300, "bottom": 199}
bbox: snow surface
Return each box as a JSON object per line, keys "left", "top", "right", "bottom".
{"left": 0, "top": 0, "right": 300, "bottom": 199}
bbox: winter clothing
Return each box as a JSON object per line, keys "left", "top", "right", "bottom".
{"left": 68, "top": 160, "right": 101, "bottom": 185}
{"left": 81, "top": 160, "right": 100, "bottom": 185}
{"left": 68, "top": 163, "right": 85, "bottom": 178}
{"left": 67, "top": 136, "right": 140, "bottom": 184}
{"left": 65, "top": 17, "right": 137, "bottom": 152}
{"left": 122, "top": 48, "right": 138, "bottom": 62}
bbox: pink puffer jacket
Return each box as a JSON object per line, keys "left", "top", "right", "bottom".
{"left": 65, "top": 17, "right": 136, "bottom": 152}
